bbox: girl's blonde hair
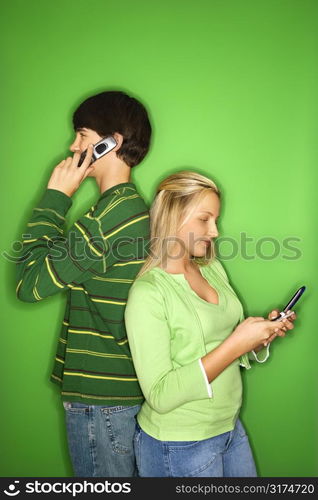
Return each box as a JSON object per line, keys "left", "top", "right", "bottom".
{"left": 138, "top": 170, "right": 220, "bottom": 278}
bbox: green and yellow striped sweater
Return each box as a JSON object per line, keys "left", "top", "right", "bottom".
{"left": 16, "top": 183, "right": 149, "bottom": 405}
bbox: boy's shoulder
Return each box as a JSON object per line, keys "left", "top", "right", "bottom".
{"left": 86, "top": 182, "right": 148, "bottom": 222}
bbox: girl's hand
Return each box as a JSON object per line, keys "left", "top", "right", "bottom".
{"left": 263, "top": 309, "right": 297, "bottom": 346}
{"left": 47, "top": 144, "right": 94, "bottom": 197}
{"left": 231, "top": 315, "right": 289, "bottom": 356}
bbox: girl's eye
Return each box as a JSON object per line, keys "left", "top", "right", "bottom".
{"left": 200, "top": 219, "right": 208, "bottom": 222}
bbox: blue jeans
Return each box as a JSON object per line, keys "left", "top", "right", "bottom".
{"left": 134, "top": 418, "right": 257, "bottom": 477}
{"left": 63, "top": 402, "right": 140, "bottom": 477}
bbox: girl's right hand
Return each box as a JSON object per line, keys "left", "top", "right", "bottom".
{"left": 230, "top": 316, "right": 286, "bottom": 356}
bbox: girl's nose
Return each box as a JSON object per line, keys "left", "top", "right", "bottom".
{"left": 210, "top": 229, "right": 219, "bottom": 239}
{"left": 208, "top": 223, "right": 218, "bottom": 238}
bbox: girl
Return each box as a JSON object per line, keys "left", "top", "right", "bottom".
{"left": 125, "top": 171, "right": 296, "bottom": 477}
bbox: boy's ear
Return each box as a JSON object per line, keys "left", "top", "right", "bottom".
{"left": 112, "top": 132, "right": 123, "bottom": 151}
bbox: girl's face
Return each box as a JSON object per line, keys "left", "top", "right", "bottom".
{"left": 176, "top": 190, "right": 220, "bottom": 259}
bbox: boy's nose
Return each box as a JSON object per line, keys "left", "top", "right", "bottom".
{"left": 70, "top": 135, "right": 81, "bottom": 152}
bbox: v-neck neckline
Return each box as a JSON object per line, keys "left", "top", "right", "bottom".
{"left": 185, "top": 268, "right": 222, "bottom": 307}
{"left": 154, "top": 266, "right": 222, "bottom": 307}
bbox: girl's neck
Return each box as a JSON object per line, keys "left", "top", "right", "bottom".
{"left": 163, "top": 257, "right": 197, "bottom": 275}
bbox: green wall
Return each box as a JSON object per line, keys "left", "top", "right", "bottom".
{"left": 1, "top": 0, "right": 317, "bottom": 477}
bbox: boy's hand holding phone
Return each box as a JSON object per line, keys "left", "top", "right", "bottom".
{"left": 47, "top": 144, "right": 94, "bottom": 198}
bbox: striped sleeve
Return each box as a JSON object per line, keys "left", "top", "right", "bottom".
{"left": 16, "top": 188, "right": 145, "bottom": 303}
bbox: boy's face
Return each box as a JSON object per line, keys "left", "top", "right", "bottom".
{"left": 69, "top": 127, "right": 124, "bottom": 178}
{"left": 70, "top": 128, "right": 105, "bottom": 177}
{"left": 70, "top": 127, "right": 103, "bottom": 154}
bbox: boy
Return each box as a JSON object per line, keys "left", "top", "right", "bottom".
{"left": 16, "top": 91, "right": 151, "bottom": 477}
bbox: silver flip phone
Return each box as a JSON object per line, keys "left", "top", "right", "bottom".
{"left": 77, "top": 136, "right": 117, "bottom": 167}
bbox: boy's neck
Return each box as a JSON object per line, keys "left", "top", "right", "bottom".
{"left": 94, "top": 161, "right": 132, "bottom": 195}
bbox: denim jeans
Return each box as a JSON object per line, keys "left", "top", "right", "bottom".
{"left": 134, "top": 418, "right": 257, "bottom": 477}
{"left": 63, "top": 402, "right": 140, "bottom": 477}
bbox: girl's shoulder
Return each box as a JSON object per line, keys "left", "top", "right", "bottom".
{"left": 128, "top": 267, "right": 167, "bottom": 297}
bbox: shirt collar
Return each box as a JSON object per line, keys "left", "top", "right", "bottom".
{"left": 99, "top": 182, "right": 136, "bottom": 201}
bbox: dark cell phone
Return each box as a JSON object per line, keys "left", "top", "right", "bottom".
{"left": 271, "top": 286, "right": 306, "bottom": 321}
{"left": 77, "top": 136, "right": 117, "bottom": 167}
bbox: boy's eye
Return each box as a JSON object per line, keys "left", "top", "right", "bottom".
{"left": 200, "top": 219, "right": 208, "bottom": 222}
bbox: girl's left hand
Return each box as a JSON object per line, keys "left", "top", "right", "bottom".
{"left": 263, "top": 309, "right": 297, "bottom": 346}
{"left": 253, "top": 309, "right": 297, "bottom": 351}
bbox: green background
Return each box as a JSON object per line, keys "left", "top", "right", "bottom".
{"left": 1, "top": 0, "right": 317, "bottom": 477}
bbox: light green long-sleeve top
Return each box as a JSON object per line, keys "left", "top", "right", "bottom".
{"left": 125, "top": 258, "right": 269, "bottom": 441}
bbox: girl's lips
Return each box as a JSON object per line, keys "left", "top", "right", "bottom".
{"left": 201, "top": 239, "right": 211, "bottom": 246}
